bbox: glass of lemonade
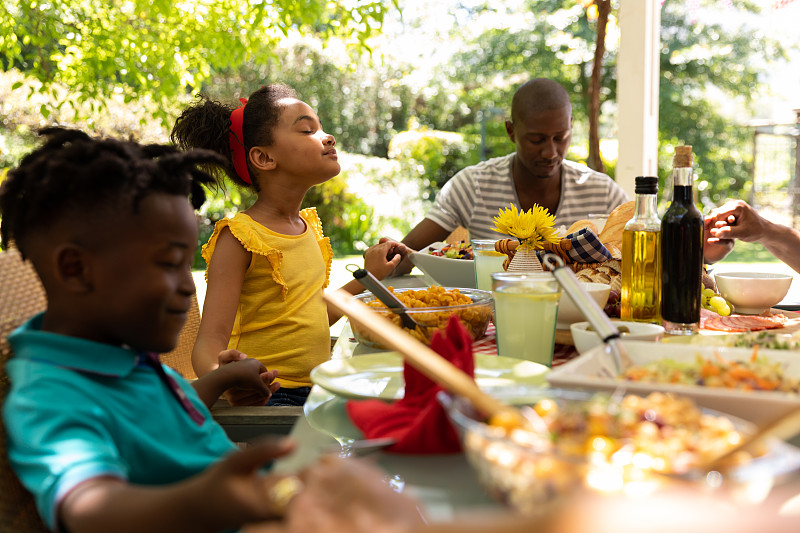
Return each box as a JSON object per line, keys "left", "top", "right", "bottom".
{"left": 472, "top": 239, "right": 506, "bottom": 292}
{"left": 491, "top": 272, "right": 561, "bottom": 366}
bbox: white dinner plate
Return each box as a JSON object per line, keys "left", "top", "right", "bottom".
{"left": 547, "top": 339, "right": 800, "bottom": 424}
{"left": 311, "top": 352, "right": 549, "bottom": 402}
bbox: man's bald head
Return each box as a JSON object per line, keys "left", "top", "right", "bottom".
{"left": 511, "top": 79, "right": 572, "bottom": 123}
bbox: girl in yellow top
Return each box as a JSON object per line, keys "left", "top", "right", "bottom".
{"left": 172, "top": 84, "right": 406, "bottom": 406}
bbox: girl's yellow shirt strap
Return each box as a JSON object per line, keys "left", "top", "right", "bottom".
{"left": 201, "top": 210, "right": 331, "bottom": 289}
{"left": 300, "top": 207, "right": 332, "bottom": 288}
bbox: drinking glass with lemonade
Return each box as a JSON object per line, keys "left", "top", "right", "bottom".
{"left": 471, "top": 239, "right": 506, "bottom": 292}
{"left": 491, "top": 272, "right": 561, "bottom": 367}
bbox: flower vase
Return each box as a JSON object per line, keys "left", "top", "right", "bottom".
{"left": 506, "top": 247, "right": 543, "bottom": 273}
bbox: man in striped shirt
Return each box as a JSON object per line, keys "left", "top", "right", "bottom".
{"left": 398, "top": 78, "right": 628, "bottom": 258}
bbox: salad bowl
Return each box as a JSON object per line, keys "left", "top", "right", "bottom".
{"left": 440, "top": 389, "right": 800, "bottom": 514}
{"left": 409, "top": 241, "right": 476, "bottom": 288}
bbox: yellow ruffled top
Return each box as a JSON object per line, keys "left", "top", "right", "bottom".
{"left": 201, "top": 208, "right": 333, "bottom": 388}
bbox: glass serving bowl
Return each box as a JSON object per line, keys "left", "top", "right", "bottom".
{"left": 351, "top": 287, "right": 493, "bottom": 348}
{"left": 439, "top": 389, "right": 800, "bottom": 515}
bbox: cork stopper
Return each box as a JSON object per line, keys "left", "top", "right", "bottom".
{"left": 673, "top": 145, "right": 693, "bottom": 168}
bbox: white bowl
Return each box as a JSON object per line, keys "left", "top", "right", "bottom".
{"left": 547, "top": 340, "right": 800, "bottom": 424}
{"left": 556, "top": 282, "right": 610, "bottom": 329}
{"left": 714, "top": 271, "right": 793, "bottom": 315}
{"left": 569, "top": 320, "right": 665, "bottom": 354}
{"left": 409, "top": 251, "right": 475, "bottom": 288}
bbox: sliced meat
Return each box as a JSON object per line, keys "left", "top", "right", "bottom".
{"left": 701, "top": 309, "right": 787, "bottom": 332}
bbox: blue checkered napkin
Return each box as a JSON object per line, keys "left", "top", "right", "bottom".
{"left": 567, "top": 228, "right": 613, "bottom": 262}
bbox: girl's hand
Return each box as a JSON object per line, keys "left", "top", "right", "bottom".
{"left": 219, "top": 349, "right": 248, "bottom": 365}
{"left": 330, "top": 239, "right": 410, "bottom": 321}
{"left": 364, "top": 239, "right": 408, "bottom": 280}
{"left": 218, "top": 357, "right": 280, "bottom": 406}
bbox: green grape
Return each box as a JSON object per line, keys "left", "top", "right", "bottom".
{"left": 699, "top": 289, "right": 732, "bottom": 315}
{"left": 708, "top": 296, "right": 726, "bottom": 309}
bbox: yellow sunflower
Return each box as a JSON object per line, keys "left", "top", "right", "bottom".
{"left": 492, "top": 203, "right": 559, "bottom": 251}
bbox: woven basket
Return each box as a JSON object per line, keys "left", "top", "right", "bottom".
{"left": 494, "top": 238, "right": 621, "bottom": 291}
{"left": 1, "top": 250, "right": 50, "bottom": 532}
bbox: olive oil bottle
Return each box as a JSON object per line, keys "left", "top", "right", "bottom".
{"left": 621, "top": 176, "right": 662, "bottom": 323}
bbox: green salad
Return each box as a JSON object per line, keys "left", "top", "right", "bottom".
{"left": 622, "top": 351, "right": 800, "bottom": 393}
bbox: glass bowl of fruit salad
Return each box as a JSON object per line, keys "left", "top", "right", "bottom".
{"left": 439, "top": 389, "right": 800, "bottom": 515}
{"left": 409, "top": 241, "right": 476, "bottom": 288}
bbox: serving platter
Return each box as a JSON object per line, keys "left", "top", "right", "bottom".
{"left": 547, "top": 339, "right": 800, "bottom": 424}
{"left": 311, "top": 352, "right": 548, "bottom": 401}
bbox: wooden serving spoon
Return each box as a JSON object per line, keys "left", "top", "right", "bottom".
{"left": 324, "top": 288, "right": 526, "bottom": 426}
{"left": 701, "top": 405, "right": 800, "bottom": 473}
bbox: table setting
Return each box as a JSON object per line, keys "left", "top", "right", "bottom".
{"left": 274, "top": 200, "right": 800, "bottom": 523}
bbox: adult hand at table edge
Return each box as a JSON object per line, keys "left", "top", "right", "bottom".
{"left": 193, "top": 437, "right": 299, "bottom": 530}
{"left": 272, "top": 455, "right": 427, "bottom": 533}
{"left": 704, "top": 200, "right": 800, "bottom": 273}
{"left": 250, "top": 482, "right": 800, "bottom": 533}
{"left": 703, "top": 217, "right": 734, "bottom": 264}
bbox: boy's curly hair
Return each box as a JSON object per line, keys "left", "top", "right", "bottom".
{"left": 0, "top": 127, "right": 226, "bottom": 258}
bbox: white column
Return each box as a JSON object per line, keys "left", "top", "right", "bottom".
{"left": 616, "top": 0, "right": 661, "bottom": 198}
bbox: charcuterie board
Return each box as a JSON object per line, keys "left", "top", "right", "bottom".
{"left": 661, "top": 309, "right": 800, "bottom": 348}
{"left": 699, "top": 309, "right": 800, "bottom": 335}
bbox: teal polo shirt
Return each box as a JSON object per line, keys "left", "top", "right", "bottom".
{"left": 3, "top": 314, "right": 238, "bottom": 530}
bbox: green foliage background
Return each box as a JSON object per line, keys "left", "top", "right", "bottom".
{"left": 1, "top": 0, "right": 796, "bottom": 269}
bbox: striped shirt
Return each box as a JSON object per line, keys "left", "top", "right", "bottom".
{"left": 425, "top": 153, "right": 629, "bottom": 239}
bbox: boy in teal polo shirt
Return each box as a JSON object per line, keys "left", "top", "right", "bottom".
{"left": 0, "top": 128, "right": 294, "bottom": 533}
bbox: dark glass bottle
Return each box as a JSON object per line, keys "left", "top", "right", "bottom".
{"left": 660, "top": 146, "right": 704, "bottom": 334}
{"left": 621, "top": 176, "right": 661, "bottom": 323}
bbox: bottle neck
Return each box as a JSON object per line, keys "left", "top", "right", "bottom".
{"left": 671, "top": 167, "right": 694, "bottom": 187}
{"left": 633, "top": 193, "right": 659, "bottom": 221}
{"left": 671, "top": 184, "right": 694, "bottom": 204}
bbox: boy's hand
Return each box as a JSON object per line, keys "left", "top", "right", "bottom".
{"left": 198, "top": 438, "right": 298, "bottom": 529}
{"left": 364, "top": 239, "right": 409, "bottom": 280}
{"left": 217, "top": 356, "right": 280, "bottom": 406}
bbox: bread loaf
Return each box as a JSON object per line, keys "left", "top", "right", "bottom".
{"left": 598, "top": 201, "right": 635, "bottom": 250}
{"left": 574, "top": 260, "right": 622, "bottom": 292}
{"left": 566, "top": 219, "right": 599, "bottom": 236}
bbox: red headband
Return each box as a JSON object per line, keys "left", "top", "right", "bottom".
{"left": 228, "top": 97, "right": 251, "bottom": 184}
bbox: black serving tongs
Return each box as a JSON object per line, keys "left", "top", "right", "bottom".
{"left": 352, "top": 268, "right": 419, "bottom": 330}
{"left": 542, "top": 254, "right": 632, "bottom": 377}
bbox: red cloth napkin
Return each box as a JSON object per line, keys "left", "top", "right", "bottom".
{"left": 346, "top": 314, "right": 475, "bottom": 454}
